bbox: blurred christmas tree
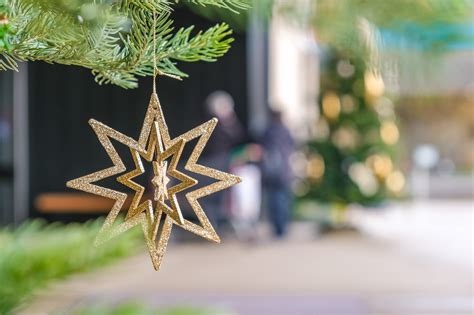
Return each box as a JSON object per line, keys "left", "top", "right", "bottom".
{"left": 303, "top": 48, "right": 405, "bottom": 206}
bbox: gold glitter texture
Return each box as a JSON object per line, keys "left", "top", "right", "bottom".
{"left": 67, "top": 92, "right": 241, "bottom": 270}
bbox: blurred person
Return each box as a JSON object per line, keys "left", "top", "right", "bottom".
{"left": 0, "top": 115, "right": 11, "bottom": 141}
{"left": 261, "top": 110, "right": 295, "bottom": 238}
{"left": 202, "top": 91, "right": 244, "bottom": 229}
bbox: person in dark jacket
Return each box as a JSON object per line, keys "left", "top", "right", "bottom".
{"left": 201, "top": 91, "right": 244, "bottom": 229}
{"left": 261, "top": 110, "right": 295, "bottom": 238}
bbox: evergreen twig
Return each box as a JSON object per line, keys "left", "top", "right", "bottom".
{"left": 0, "top": 0, "right": 248, "bottom": 88}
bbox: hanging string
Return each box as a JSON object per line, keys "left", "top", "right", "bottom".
{"left": 152, "top": 10, "right": 157, "bottom": 94}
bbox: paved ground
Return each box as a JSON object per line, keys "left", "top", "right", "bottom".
{"left": 18, "top": 201, "right": 473, "bottom": 315}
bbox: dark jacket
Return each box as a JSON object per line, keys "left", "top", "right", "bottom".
{"left": 261, "top": 121, "right": 295, "bottom": 188}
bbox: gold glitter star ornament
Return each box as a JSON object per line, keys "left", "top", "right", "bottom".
{"left": 67, "top": 92, "right": 241, "bottom": 270}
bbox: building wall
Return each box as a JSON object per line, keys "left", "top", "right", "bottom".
{"left": 398, "top": 94, "right": 474, "bottom": 171}
{"left": 268, "top": 4, "right": 319, "bottom": 141}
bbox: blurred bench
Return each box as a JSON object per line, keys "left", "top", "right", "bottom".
{"left": 35, "top": 193, "right": 133, "bottom": 214}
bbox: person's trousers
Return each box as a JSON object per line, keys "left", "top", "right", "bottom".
{"left": 268, "top": 187, "right": 291, "bottom": 237}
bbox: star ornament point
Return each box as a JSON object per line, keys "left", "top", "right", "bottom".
{"left": 67, "top": 93, "right": 241, "bottom": 270}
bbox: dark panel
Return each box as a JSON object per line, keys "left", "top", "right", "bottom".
{"left": 0, "top": 71, "right": 14, "bottom": 225}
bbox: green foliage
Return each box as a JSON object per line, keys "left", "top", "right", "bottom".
{"left": 0, "top": 0, "right": 6, "bottom": 13}
{"left": 0, "top": 0, "right": 13, "bottom": 51}
{"left": 279, "top": 0, "right": 473, "bottom": 56}
{"left": 0, "top": 219, "right": 142, "bottom": 314}
{"left": 318, "top": 0, "right": 472, "bottom": 53}
{"left": 72, "top": 303, "right": 230, "bottom": 315}
{"left": 184, "top": 0, "right": 249, "bottom": 13}
{"left": 0, "top": 22, "right": 13, "bottom": 51}
{"left": 0, "top": 0, "right": 248, "bottom": 88}
{"left": 184, "top": 0, "right": 272, "bottom": 33}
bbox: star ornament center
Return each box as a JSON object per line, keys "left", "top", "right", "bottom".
{"left": 152, "top": 160, "right": 170, "bottom": 201}
{"left": 66, "top": 92, "right": 241, "bottom": 270}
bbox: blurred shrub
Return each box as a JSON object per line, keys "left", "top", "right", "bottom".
{"left": 0, "top": 219, "right": 142, "bottom": 314}
{"left": 72, "top": 302, "right": 231, "bottom": 315}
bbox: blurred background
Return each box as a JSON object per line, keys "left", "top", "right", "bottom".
{"left": 0, "top": 1, "right": 473, "bottom": 314}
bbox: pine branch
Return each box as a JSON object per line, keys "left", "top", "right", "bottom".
{"left": 182, "top": 0, "right": 251, "bottom": 13}
{"left": 0, "top": 0, "right": 249, "bottom": 88}
{"left": 161, "top": 23, "right": 233, "bottom": 62}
